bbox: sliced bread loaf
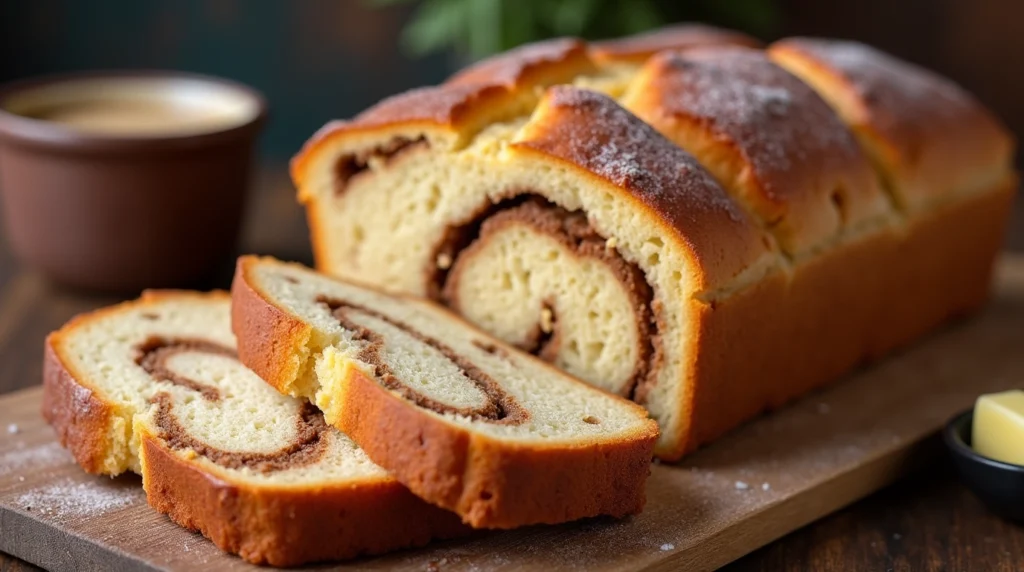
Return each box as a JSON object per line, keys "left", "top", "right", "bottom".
{"left": 230, "top": 255, "right": 659, "bottom": 529}
{"left": 43, "top": 290, "right": 466, "bottom": 566}
{"left": 287, "top": 30, "right": 1015, "bottom": 461}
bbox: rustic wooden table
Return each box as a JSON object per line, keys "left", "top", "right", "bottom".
{"left": 1, "top": 168, "right": 1022, "bottom": 571}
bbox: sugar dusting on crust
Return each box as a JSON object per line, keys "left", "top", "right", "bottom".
{"left": 515, "top": 85, "right": 773, "bottom": 289}
{"left": 648, "top": 49, "right": 863, "bottom": 193}
{"left": 543, "top": 86, "right": 744, "bottom": 220}
{"left": 16, "top": 477, "right": 142, "bottom": 523}
{"left": 786, "top": 39, "right": 978, "bottom": 129}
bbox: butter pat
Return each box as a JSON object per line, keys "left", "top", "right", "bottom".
{"left": 972, "top": 389, "right": 1024, "bottom": 466}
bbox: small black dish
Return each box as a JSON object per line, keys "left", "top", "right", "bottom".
{"left": 944, "top": 408, "right": 1024, "bottom": 522}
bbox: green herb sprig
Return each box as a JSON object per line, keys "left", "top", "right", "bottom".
{"left": 367, "top": 0, "right": 779, "bottom": 61}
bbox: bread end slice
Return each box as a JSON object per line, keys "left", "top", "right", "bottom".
{"left": 43, "top": 290, "right": 467, "bottom": 566}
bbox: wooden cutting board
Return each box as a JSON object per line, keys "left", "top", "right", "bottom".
{"left": 2, "top": 258, "right": 1023, "bottom": 572}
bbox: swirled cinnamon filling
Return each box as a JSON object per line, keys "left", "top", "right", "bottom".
{"left": 317, "top": 297, "right": 530, "bottom": 425}
{"left": 434, "top": 199, "right": 663, "bottom": 399}
{"left": 135, "top": 337, "right": 330, "bottom": 473}
{"left": 135, "top": 337, "right": 234, "bottom": 401}
{"left": 334, "top": 137, "right": 429, "bottom": 192}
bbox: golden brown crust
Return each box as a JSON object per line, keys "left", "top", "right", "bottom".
{"left": 590, "top": 23, "right": 762, "bottom": 65}
{"left": 289, "top": 82, "right": 519, "bottom": 187}
{"left": 624, "top": 47, "right": 887, "bottom": 255}
{"left": 768, "top": 38, "right": 1015, "bottom": 209}
{"left": 304, "top": 199, "right": 337, "bottom": 276}
{"left": 140, "top": 434, "right": 469, "bottom": 567}
{"left": 677, "top": 271, "right": 787, "bottom": 456}
{"left": 446, "top": 37, "right": 596, "bottom": 87}
{"left": 652, "top": 218, "right": 903, "bottom": 460}
{"left": 230, "top": 258, "right": 316, "bottom": 397}
{"left": 867, "top": 175, "right": 1017, "bottom": 356}
{"left": 350, "top": 84, "right": 518, "bottom": 132}
{"left": 336, "top": 368, "right": 653, "bottom": 527}
{"left": 664, "top": 232, "right": 897, "bottom": 457}
{"left": 291, "top": 29, "right": 755, "bottom": 195}
{"left": 137, "top": 289, "right": 231, "bottom": 305}
{"left": 512, "top": 86, "right": 776, "bottom": 290}
{"left": 676, "top": 178, "right": 1015, "bottom": 459}
{"left": 231, "top": 255, "right": 659, "bottom": 528}
{"left": 41, "top": 337, "right": 115, "bottom": 474}
{"left": 291, "top": 39, "right": 597, "bottom": 192}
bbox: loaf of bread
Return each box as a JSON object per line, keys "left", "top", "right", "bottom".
{"left": 288, "top": 28, "right": 1016, "bottom": 460}
{"left": 230, "top": 255, "right": 659, "bottom": 529}
{"left": 42, "top": 291, "right": 466, "bottom": 566}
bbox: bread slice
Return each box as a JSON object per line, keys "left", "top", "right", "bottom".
{"left": 42, "top": 291, "right": 466, "bottom": 566}
{"left": 230, "top": 255, "right": 659, "bottom": 529}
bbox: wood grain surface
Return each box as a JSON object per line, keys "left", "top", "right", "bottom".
{"left": 0, "top": 169, "right": 1022, "bottom": 571}
{"left": 1, "top": 256, "right": 1023, "bottom": 571}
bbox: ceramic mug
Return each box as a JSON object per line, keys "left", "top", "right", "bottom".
{"left": 0, "top": 70, "right": 268, "bottom": 292}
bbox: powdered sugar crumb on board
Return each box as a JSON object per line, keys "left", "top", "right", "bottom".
{"left": 0, "top": 442, "right": 70, "bottom": 476}
{"left": 3, "top": 269, "right": 1024, "bottom": 572}
{"left": 16, "top": 478, "right": 140, "bottom": 522}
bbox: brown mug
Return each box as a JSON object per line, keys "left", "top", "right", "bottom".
{"left": 0, "top": 70, "right": 268, "bottom": 293}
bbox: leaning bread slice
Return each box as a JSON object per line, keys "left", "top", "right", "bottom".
{"left": 231, "top": 255, "right": 659, "bottom": 529}
{"left": 42, "top": 291, "right": 466, "bottom": 566}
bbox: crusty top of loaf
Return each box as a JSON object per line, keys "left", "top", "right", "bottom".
{"left": 300, "top": 37, "right": 594, "bottom": 164}
{"left": 290, "top": 31, "right": 756, "bottom": 189}
{"left": 623, "top": 46, "right": 890, "bottom": 256}
{"left": 290, "top": 38, "right": 599, "bottom": 188}
{"left": 446, "top": 37, "right": 596, "bottom": 87}
{"left": 769, "top": 38, "right": 1015, "bottom": 210}
{"left": 514, "top": 86, "right": 776, "bottom": 290}
{"left": 589, "top": 23, "right": 762, "bottom": 65}
{"left": 290, "top": 82, "right": 526, "bottom": 187}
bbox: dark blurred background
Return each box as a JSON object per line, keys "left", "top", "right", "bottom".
{"left": 2, "top": 0, "right": 1021, "bottom": 167}
{"left": 0, "top": 0, "right": 1020, "bottom": 266}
